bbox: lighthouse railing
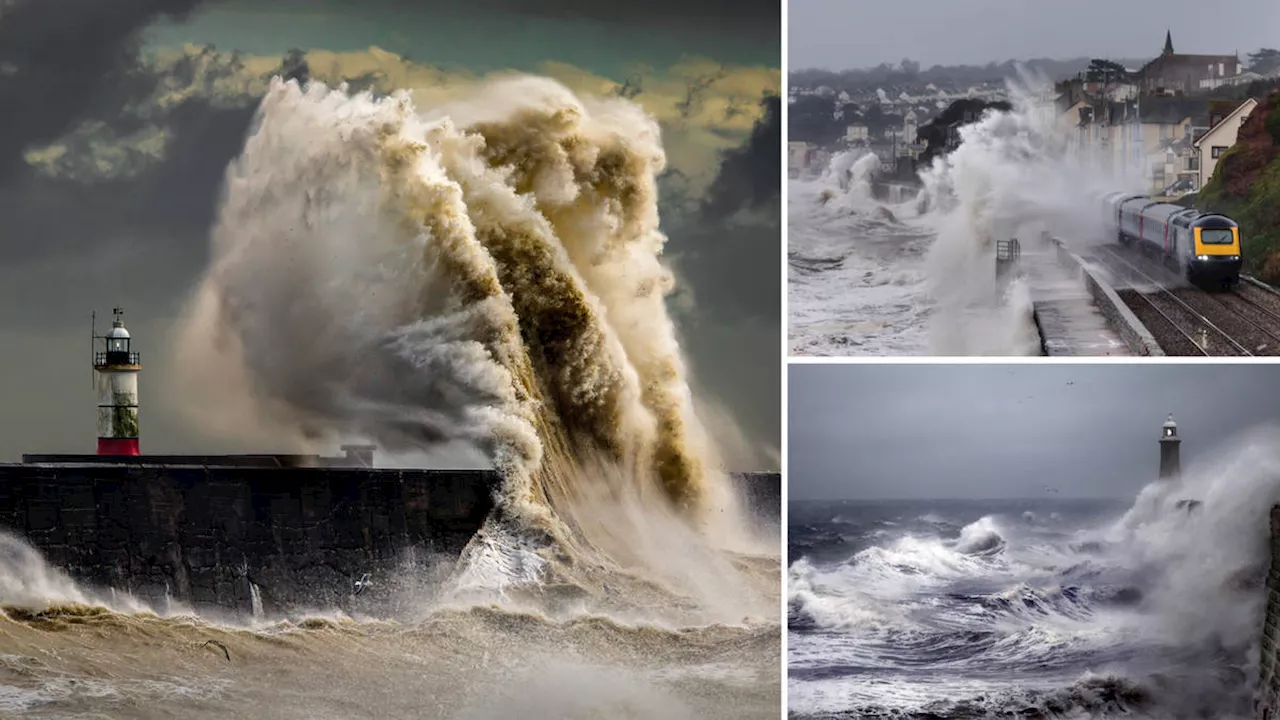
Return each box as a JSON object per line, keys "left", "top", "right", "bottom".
{"left": 94, "top": 350, "right": 141, "bottom": 367}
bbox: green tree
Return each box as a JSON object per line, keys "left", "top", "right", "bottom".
{"left": 1249, "top": 49, "right": 1280, "bottom": 75}
{"left": 1085, "top": 59, "right": 1129, "bottom": 84}
{"left": 788, "top": 95, "right": 844, "bottom": 147}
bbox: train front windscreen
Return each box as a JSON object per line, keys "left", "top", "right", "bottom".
{"left": 1200, "top": 228, "right": 1235, "bottom": 244}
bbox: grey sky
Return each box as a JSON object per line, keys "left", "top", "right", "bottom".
{"left": 790, "top": 0, "right": 1280, "bottom": 70}
{"left": 789, "top": 364, "right": 1280, "bottom": 500}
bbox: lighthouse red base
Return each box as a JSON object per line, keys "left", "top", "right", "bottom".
{"left": 98, "top": 438, "right": 140, "bottom": 456}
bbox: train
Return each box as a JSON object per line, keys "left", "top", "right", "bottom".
{"left": 1098, "top": 191, "right": 1242, "bottom": 289}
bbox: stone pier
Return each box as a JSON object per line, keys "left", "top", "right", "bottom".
{"left": 0, "top": 461, "right": 779, "bottom": 616}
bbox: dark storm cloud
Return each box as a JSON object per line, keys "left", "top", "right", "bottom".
{"left": 0, "top": 0, "right": 218, "bottom": 178}
{"left": 670, "top": 93, "right": 781, "bottom": 321}
{"left": 0, "top": 0, "right": 255, "bottom": 274}
{"left": 790, "top": 364, "right": 1280, "bottom": 500}
{"left": 372, "top": 0, "right": 777, "bottom": 34}
{"left": 701, "top": 94, "right": 780, "bottom": 221}
{"left": 664, "top": 94, "right": 781, "bottom": 467}
{"left": 0, "top": 102, "right": 257, "bottom": 269}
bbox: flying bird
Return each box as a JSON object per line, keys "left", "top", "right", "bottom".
{"left": 354, "top": 572, "right": 372, "bottom": 596}
{"left": 202, "top": 640, "right": 230, "bottom": 661}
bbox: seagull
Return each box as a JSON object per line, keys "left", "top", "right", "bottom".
{"left": 354, "top": 572, "right": 372, "bottom": 596}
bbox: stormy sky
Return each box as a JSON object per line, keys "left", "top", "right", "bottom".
{"left": 0, "top": 0, "right": 780, "bottom": 468}
{"left": 790, "top": 364, "right": 1280, "bottom": 500}
{"left": 790, "top": 0, "right": 1280, "bottom": 70}
{"left": 147, "top": 0, "right": 779, "bottom": 75}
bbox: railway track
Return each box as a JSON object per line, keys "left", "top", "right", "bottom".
{"left": 1231, "top": 277, "right": 1280, "bottom": 330}
{"left": 1092, "top": 245, "right": 1279, "bottom": 356}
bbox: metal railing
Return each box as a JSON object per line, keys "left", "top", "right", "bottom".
{"left": 94, "top": 351, "right": 140, "bottom": 367}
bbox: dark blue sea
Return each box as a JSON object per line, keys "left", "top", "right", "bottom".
{"left": 787, "top": 483, "right": 1272, "bottom": 719}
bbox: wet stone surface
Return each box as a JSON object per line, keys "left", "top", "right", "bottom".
{"left": 0, "top": 465, "right": 780, "bottom": 615}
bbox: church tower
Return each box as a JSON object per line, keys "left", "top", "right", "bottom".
{"left": 1163, "top": 29, "right": 1174, "bottom": 56}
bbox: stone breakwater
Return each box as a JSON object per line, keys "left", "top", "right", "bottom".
{"left": 0, "top": 463, "right": 779, "bottom": 616}
{"left": 1257, "top": 506, "right": 1280, "bottom": 719}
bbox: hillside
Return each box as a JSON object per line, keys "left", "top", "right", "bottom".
{"left": 789, "top": 56, "right": 1149, "bottom": 91}
{"left": 1196, "top": 90, "right": 1280, "bottom": 281}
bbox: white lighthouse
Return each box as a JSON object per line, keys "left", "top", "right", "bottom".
{"left": 1159, "top": 413, "right": 1181, "bottom": 480}
{"left": 94, "top": 308, "right": 141, "bottom": 456}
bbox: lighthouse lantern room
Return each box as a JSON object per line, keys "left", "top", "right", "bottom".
{"left": 93, "top": 308, "right": 141, "bottom": 456}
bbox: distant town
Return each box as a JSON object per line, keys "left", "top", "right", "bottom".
{"left": 788, "top": 32, "right": 1280, "bottom": 200}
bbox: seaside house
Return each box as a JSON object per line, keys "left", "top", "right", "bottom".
{"left": 1192, "top": 97, "right": 1258, "bottom": 190}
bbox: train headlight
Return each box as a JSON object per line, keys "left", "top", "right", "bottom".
{"left": 1231, "top": 255, "right": 1240, "bottom": 261}
{"left": 1196, "top": 255, "right": 1209, "bottom": 261}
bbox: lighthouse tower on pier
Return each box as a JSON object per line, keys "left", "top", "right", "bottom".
{"left": 1159, "top": 413, "right": 1181, "bottom": 480}
{"left": 94, "top": 308, "right": 141, "bottom": 456}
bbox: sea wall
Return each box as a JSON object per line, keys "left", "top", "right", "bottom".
{"left": 0, "top": 464, "right": 496, "bottom": 616}
{"left": 1048, "top": 236, "right": 1164, "bottom": 357}
{"left": 0, "top": 464, "right": 779, "bottom": 616}
{"left": 1258, "top": 505, "right": 1280, "bottom": 720}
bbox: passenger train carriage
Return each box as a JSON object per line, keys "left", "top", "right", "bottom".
{"left": 1099, "top": 191, "right": 1242, "bottom": 289}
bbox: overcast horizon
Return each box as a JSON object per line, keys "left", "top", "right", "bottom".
{"left": 790, "top": 364, "right": 1280, "bottom": 501}
{"left": 790, "top": 0, "right": 1279, "bottom": 72}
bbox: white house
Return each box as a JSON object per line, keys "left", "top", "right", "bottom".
{"left": 844, "top": 124, "right": 869, "bottom": 143}
{"left": 788, "top": 141, "right": 813, "bottom": 177}
{"left": 1192, "top": 97, "right": 1258, "bottom": 190}
{"left": 1105, "top": 83, "right": 1138, "bottom": 102}
{"left": 1059, "top": 96, "right": 1217, "bottom": 193}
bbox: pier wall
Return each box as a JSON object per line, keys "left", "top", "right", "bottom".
{"left": 1258, "top": 506, "right": 1280, "bottom": 719}
{"left": 0, "top": 464, "right": 778, "bottom": 616}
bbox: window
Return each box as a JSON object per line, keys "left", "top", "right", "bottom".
{"left": 1212, "top": 146, "right": 1228, "bottom": 159}
{"left": 1200, "top": 228, "right": 1235, "bottom": 245}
